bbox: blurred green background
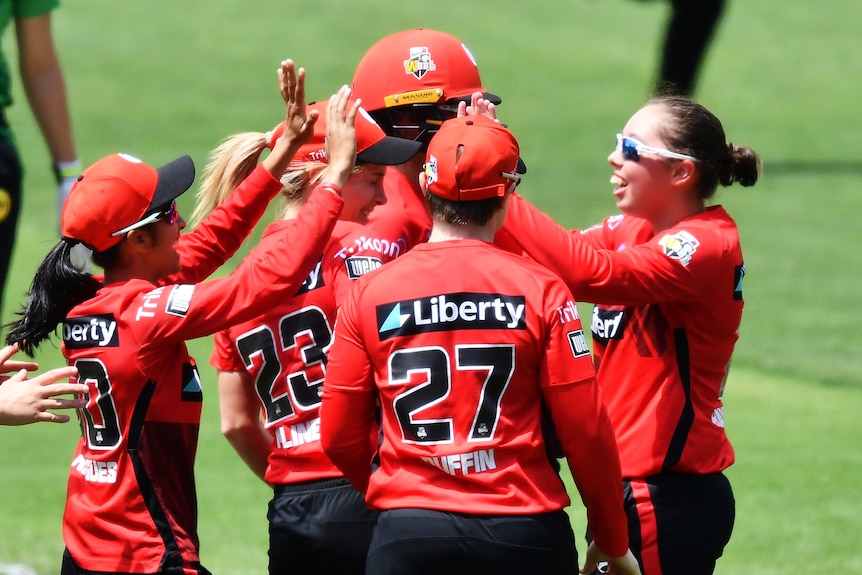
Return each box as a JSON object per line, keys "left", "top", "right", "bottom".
{"left": 0, "top": 0, "right": 859, "bottom": 573}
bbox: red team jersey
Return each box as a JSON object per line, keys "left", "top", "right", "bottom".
{"left": 209, "top": 219, "right": 392, "bottom": 485}
{"left": 321, "top": 239, "right": 629, "bottom": 557}
{"left": 503, "top": 196, "right": 742, "bottom": 479}
{"left": 60, "top": 168, "right": 343, "bottom": 573}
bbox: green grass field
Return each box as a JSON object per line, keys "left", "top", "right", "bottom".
{"left": 1, "top": 0, "right": 860, "bottom": 573}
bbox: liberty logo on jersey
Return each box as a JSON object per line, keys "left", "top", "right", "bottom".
{"left": 182, "top": 362, "right": 203, "bottom": 403}
{"left": 295, "top": 258, "right": 325, "bottom": 295}
{"left": 734, "top": 264, "right": 745, "bottom": 300}
{"left": 377, "top": 292, "right": 526, "bottom": 340}
{"left": 591, "top": 307, "right": 625, "bottom": 345}
{"left": 63, "top": 314, "right": 119, "bottom": 349}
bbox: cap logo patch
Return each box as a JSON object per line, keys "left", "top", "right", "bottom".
{"left": 404, "top": 46, "right": 436, "bottom": 79}
{"left": 424, "top": 154, "right": 439, "bottom": 185}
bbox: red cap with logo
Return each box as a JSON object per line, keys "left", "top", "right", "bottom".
{"left": 351, "top": 28, "right": 501, "bottom": 112}
{"left": 424, "top": 115, "right": 523, "bottom": 202}
{"left": 61, "top": 153, "right": 195, "bottom": 252}
{"left": 267, "top": 100, "right": 422, "bottom": 165}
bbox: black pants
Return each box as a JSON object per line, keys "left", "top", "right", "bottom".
{"left": 268, "top": 477, "right": 378, "bottom": 575}
{"left": 367, "top": 508, "right": 578, "bottom": 575}
{"left": 589, "top": 472, "right": 735, "bottom": 575}
{"left": 660, "top": 0, "right": 727, "bottom": 95}
{"left": 0, "top": 134, "right": 23, "bottom": 325}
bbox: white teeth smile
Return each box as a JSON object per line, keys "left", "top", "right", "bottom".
{"left": 610, "top": 175, "right": 623, "bottom": 185}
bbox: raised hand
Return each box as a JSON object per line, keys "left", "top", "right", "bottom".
{"left": 320, "top": 85, "right": 360, "bottom": 189}
{"left": 263, "top": 59, "right": 320, "bottom": 178}
{"left": 458, "top": 91, "right": 499, "bottom": 122}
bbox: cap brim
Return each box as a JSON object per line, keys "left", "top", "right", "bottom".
{"left": 446, "top": 91, "right": 503, "bottom": 106}
{"left": 149, "top": 155, "right": 196, "bottom": 212}
{"left": 357, "top": 136, "right": 423, "bottom": 166}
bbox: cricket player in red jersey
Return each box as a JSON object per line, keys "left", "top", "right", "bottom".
{"left": 5, "top": 61, "right": 347, "bottom": 575}
{"left": 498, "top": 95, "right": 761, "bottom": 575}
{"left": 319, "top": 114, "right": 639, "bottom": 575}
{"left": 350, "top": 28, "right": 524, "bottom": 253}
{"left": 202, "top": 96, "right": 420, "bottom": 574}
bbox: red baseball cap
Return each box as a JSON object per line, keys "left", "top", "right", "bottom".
{"left": 267, "top": 100, "right": 422, "bottom": 165}
{"left": 424, "top": 115, "right": 523, "bottom": 202}
{"left": 351, "top": 28, "right": 501, "bottom": 112}
{"left": 61, "top": 153, "right": 195, "bottom": 252}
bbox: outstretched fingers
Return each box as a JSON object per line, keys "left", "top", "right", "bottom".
{"left": 278, "top": 59, "right": 317, "bottom": 145}
{"left": 322, "top": 86, "right": 358, "bottom": 187}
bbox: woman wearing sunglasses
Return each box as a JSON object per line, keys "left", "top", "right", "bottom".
{"left": 490, "top": 94, "right": 761, "bottom": 575}
{"left": 4, "top": 61, "right": 355, "bottom": 575}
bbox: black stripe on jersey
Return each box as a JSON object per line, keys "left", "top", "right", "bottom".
{"left": 128, "top": 380, "right": 185, "bottom": 568}
{"left": 662, "top": 328, "right": 695, "bottom": 471}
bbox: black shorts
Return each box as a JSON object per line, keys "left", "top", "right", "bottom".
{"left": 589, "top": 472, "right": 735, "bottom": 575}
{"left": 267, "top": 477, "right": 377, "bottom": 575}
{"left": 61, "top": 548, "right": 211, "bottom": 575}
{"left": 366, "top": 507, "right": 578, "bottom": 575}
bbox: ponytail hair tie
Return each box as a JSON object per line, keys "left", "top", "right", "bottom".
{"left": 265, "top": 130, "right": 274, "bottom": 150}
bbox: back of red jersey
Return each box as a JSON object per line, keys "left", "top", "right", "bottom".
{"left": 211, "top": 220, "right": 386, "bottom": 484}
{"left": 324, "top": 240, "right": 600, "bottom": 514}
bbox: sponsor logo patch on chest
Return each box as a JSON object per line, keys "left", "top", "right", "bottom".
{"left": 63, "top": 314, "right": 119, "bottom": 348}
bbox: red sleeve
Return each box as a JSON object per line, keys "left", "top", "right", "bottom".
{"left": 319, "top": 286, "right": 377, "bottom": 493}
{"left": 503, "top": 193, "right": 718, "bottom": 306}
{"left": 544, "top": 383, "right": 628, "bottom": 557}
{"left": 538, "top": 277, "right": 628, "bottom": 556}
{"left": 210, "top": 328, "right": 244, "bottom": 372}
{"left": 167, "top": 165, "right": 284, "bottom": 285}
{"left": 133, "top": 185, "right": 343, "bottom": 344}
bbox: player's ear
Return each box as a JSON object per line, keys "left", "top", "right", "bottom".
{"left": 670, "top": 158, "right": 696, "bottom": 187}
{"left": 418, "top": 170, "right": 429, "bottom": 193}
{"left": 124, "top": 228, "right": 155, "bottom": 252}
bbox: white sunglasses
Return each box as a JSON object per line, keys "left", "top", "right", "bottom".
{"left": 616, "top": 133, "right": 696, "bottom": 162}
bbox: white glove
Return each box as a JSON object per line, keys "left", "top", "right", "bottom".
{"left": 53, "top": 159, "right": 82, "bottom": 215}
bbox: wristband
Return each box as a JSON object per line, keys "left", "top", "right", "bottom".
{"left": 319, "top": 182, "right": 342, "bottom": 197}
{"left": 52, "top": 159, "right": 82, "bottom": 184}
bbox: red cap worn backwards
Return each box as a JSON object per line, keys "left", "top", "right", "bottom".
{"left": 267, "top": 100, "right": 422, "bottom": 165}
{"left": 61, "top": 153, "right": 195, "bottom": 252}
{"left": 351, "top": 28, "right": 501, "bottom": 112}
{"left": 424, "top": 115, "right": 524, "bottom": 202}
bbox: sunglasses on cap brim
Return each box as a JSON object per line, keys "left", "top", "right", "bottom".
{"left": 110, "top": 201, "right": 178, "bottom": 237}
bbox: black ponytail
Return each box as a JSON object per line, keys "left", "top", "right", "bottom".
{"left": 5, "top": 240, "right": 103, "bottom": 356}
